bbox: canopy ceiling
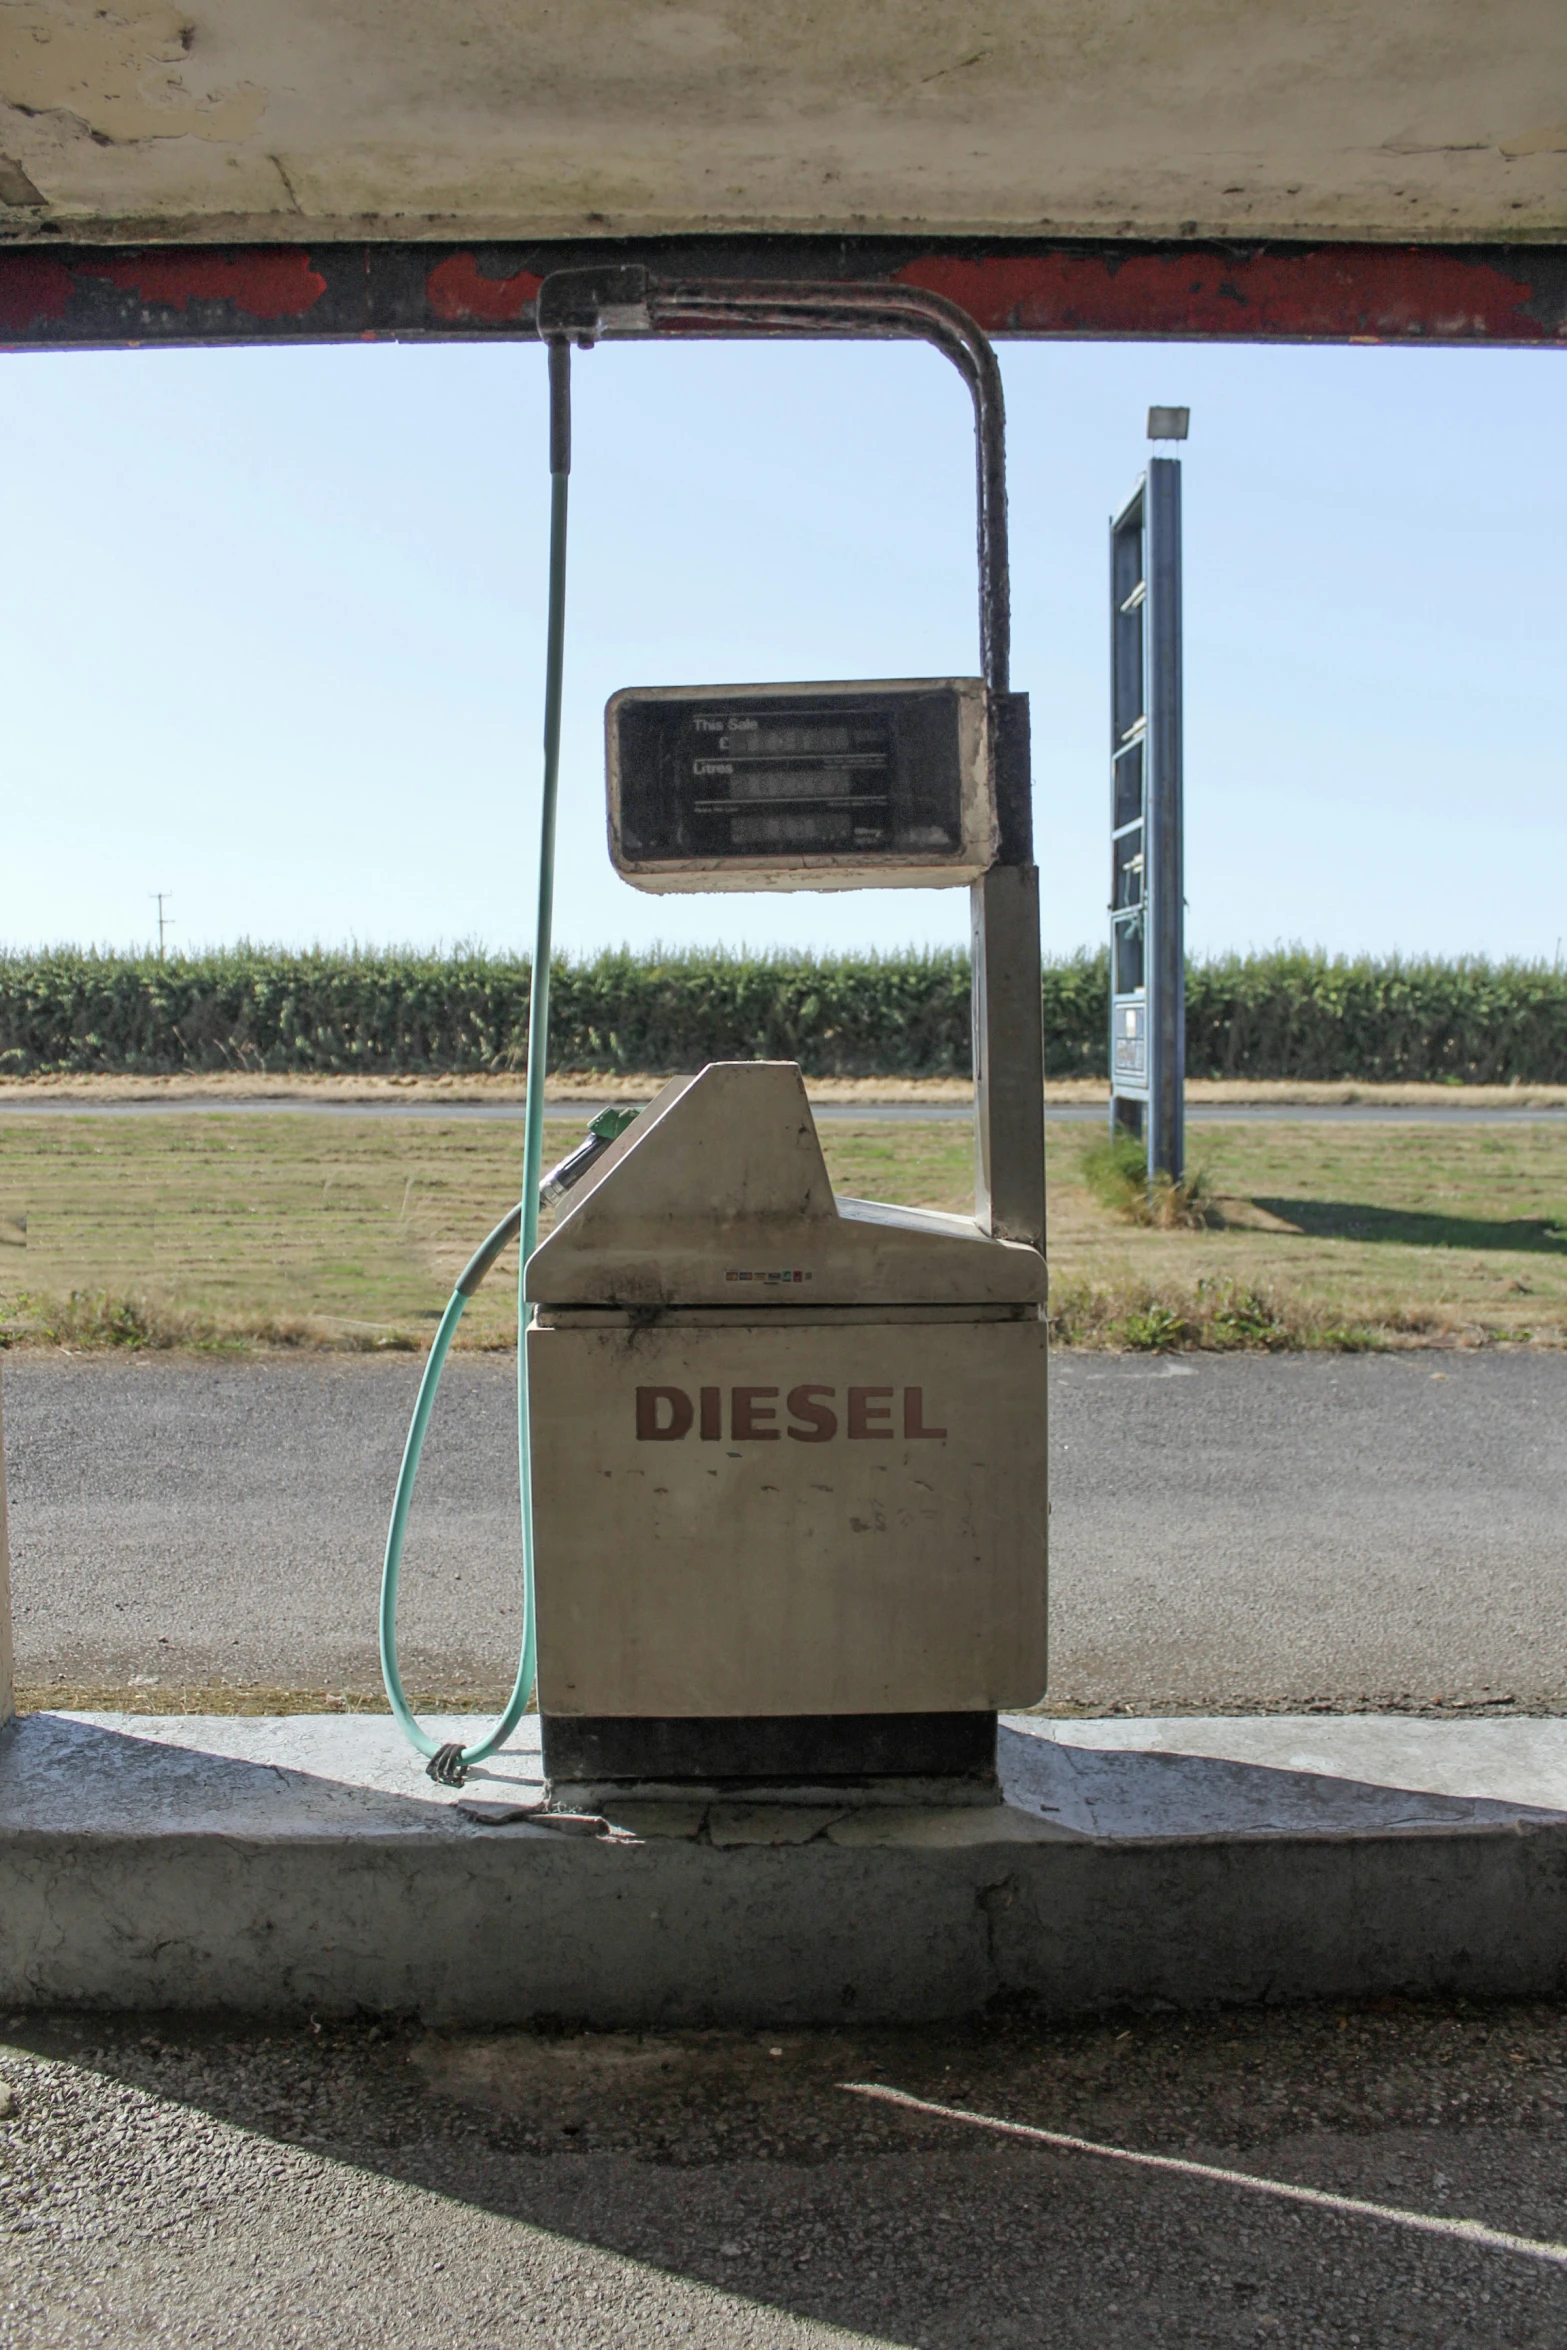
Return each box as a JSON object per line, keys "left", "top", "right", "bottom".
{"left": 1, "top": 0, "right": 1563, "bottom": 247}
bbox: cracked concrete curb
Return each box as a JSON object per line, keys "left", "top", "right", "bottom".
{"left": 7, "top": 1713, "right": 1567, "bottom": 2022}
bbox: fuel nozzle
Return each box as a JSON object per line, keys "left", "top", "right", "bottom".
{"left": 540, "top": 1106, "right": 638, "bottom": 1212}
{"left": 452, "top": 1107, "right": 639, "bottom": 1302}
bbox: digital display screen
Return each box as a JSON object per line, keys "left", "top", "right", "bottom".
{"left": 609, "top": 685, "right": 977, "bottom": 877}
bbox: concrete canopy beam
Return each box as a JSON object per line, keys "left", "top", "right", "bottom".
{"left": 0, "top": 1, "right": 1562, "bottom": 251}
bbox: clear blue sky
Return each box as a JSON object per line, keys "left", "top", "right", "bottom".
{"left": 3, "top": 331, "right": 1562, "bottom": 965}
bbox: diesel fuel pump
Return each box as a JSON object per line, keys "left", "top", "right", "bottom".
{"left": 379, "top": 267, "right": 1048, "bottom": 1806}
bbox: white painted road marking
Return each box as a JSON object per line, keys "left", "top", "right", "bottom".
{"left": 844, "top": 2083, "right": 1567, "bottom": 2269}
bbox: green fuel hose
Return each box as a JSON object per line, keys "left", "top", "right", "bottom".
{"left": 378, "top": 338, "right": 575, "bottom": 1786}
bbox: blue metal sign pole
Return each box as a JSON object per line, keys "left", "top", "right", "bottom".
{"left": 1109, "top": 414, "right": 1186, "bottom": 1183}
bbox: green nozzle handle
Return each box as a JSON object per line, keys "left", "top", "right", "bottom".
{"left": 453, "top": 1107, "right": 638, "bottom": 1297}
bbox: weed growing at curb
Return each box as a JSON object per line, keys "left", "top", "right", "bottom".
{"left": 1049, "top": 1274, "right": 1395, "bottom": 1353}
{"left": 0, "top": 1276, "right": 1549, "bottom": 1358}
{"left": 0, "top": 1287, "right": 423, "bottom": 1355}
{"left": 1079, "top": 1132, "right": 1217, "bottom": 1230}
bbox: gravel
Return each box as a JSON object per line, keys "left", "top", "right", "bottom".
{"left": 5, "top": 2000, "right": 1567, "bottom": 2345}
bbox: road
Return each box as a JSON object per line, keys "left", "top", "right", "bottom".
{"left": 5, "top": 1349, "right": 1566, "bottom": 1712}
{"left": 5, "top": 2000, "right": 1567, "bottom": 2348}
{"left": 0, "top": 1096, "right": 1563, "bottom": 1122}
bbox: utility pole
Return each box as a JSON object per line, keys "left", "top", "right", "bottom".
{"left": 1108, "top": 405, "right": 1187, "bottom": 1183}
{"left": 151, "top": 892, "right": 173, "bottom": 960}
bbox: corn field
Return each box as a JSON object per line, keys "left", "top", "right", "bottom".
{"left": 0, "top": 944, "right": 1563, "bottom": 1083}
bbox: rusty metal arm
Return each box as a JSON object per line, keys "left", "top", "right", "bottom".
{"left": 536, "top": 265, "right": 1045, "bottom": 1253}
{"left": 537, "top": 268, "right": 1009, "bottom": 698}
{"left": 650, "top": 283, "right": 1009, "bottom": 700}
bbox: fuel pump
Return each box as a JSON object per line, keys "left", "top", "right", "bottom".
{"left": 380, "top": 269, "right": 1048, "bottom": 1805}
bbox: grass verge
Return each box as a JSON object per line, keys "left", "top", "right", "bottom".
{"left": 2, "top": 1109, "right": 1565, "bottom": 1353}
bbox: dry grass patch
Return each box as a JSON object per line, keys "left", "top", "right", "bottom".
{"left": 1, "top": 1110, "right": 1565, "bottom": 1353}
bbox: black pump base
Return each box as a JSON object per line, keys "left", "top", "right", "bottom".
{"left": 540, "top": 1710, "right": 999, "bottom": 1805}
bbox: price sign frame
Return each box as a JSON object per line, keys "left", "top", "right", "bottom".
{"left": 605, "top": 676, "right": 995, "bottom": 893}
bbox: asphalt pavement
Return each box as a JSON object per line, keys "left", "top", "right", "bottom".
{"left": 5, "top": 1347, "right": 1565, "bottom": 1712}
{"left": 0, "top": 1097, "right": 1563, "bottom": 1122}
{"left": 6, "top": 2001, "right": 1567, "bottom": 2347}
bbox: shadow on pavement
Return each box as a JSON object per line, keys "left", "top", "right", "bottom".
{"left": 9, "top": 2001, "right": 1567, "bottom": 2346}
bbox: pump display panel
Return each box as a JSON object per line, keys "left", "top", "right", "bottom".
{"left": 606, "top": 678, "right": 995, "bottom": 891}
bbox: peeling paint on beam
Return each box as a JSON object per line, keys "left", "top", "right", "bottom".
{"left": 895, "top": 246, "right": 1567, "bottom": 344}
{"left": 425, "top": 251, "right": 542, "bottom": 326}
{"left": 2, "top": 239, "right": 1564, "bottom": 351}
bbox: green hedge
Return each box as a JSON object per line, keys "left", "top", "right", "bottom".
{"left": 0, "top": 944, "right": 1563, "bottom": 1083}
